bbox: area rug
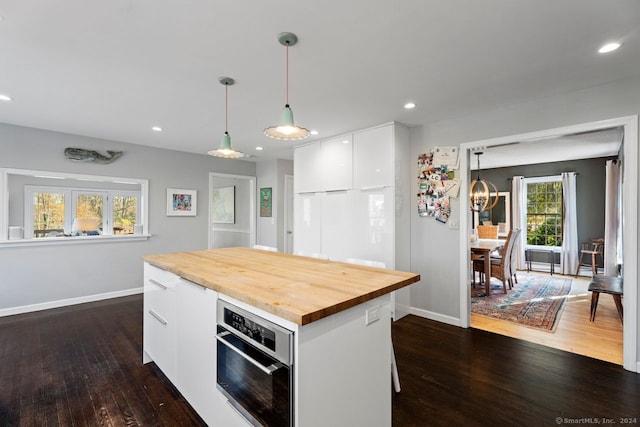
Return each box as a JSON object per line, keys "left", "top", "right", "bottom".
{"left": 471, "top": 274, "right": 573, "bottom": 332}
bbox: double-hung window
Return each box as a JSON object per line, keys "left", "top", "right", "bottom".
{"left": 523, "top": 175, "right": 563, "bottom": 248}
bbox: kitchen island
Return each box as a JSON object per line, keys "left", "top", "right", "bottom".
{"left": 143, "top": 247, "right": 420, "bottom": 427}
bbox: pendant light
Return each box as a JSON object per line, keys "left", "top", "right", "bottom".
{"left": 264, "top": 32, "right": 310, "bottom": 140}
{"left": 208, "top": 77, "right": 245, "bottom": 159}
{"left": 469, "top": 152, "right": 498, "bottom": 212}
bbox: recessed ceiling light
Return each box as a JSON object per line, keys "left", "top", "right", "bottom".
{"left": 598, "top": 42, "right": 621, "bottom": 54}
{"left": 342, "top": 140, "right": 350, "bottom": 144}
{"left": 256, "top": 146, "right": 263, "bottom": 151}
{"left": 0, "top": 94, "right": 13, "bottom": 101}
{"left": 404, "top": 102, "right": 416, "bottom": 109}
{"left": 151, "top": 126, "right": 163, "bottom": 132}
{"left": 310, "top": 130, "right": 319, "bottom": 135}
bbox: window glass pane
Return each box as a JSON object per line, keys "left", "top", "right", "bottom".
{"left": 113, "top": 195, "right": 138, "bottom": 235}
{"left": 76, "top": 194, "right": 104, "bottom": 228}
{"left": 33, "top": 192, "right": 65, "bottom": 238}
{"left": 525, "top": 181, "right": 563, "bottom": 247}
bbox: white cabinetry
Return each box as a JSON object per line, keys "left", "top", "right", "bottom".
{"left": 143, "top": 263, "right": 218, "bottom": 426}
{"left": 353, "top": 125, "right": 395, "bottom": 189}
{"left": 143, "top": 263, "right": 178, "bottom": 384}
{"left": 293, "top": 122, "right": 411, "bottom": 319}
{"left": 294, "top": 135, "right": 353, "bottom": 193}
{"left": 176, "top": 279, "right": 217, "bottom": 426}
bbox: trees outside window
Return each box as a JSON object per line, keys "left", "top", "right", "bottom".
{"left": 525, "top": 178, "right": 563, "bottom": 247}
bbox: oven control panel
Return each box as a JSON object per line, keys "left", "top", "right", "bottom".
{"left": 223, "top": 307, "right": 277, "bottom": 351}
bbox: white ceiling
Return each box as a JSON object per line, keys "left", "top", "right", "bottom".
{"left": 0, "top": 1, "right": 639, "bottom": 162}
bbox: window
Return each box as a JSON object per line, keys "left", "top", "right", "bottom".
{"left": 524, "top": 176, "right": 563, "bottom": 247}
{"left": 25, "top": 186, "right": 140, "bottom": 238}
{"left": 1, "top": 168, "right": 148, "bottom": 244}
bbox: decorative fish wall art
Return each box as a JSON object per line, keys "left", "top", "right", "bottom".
{"left": 64, "top": 147, "right": 123, "bottom": 164}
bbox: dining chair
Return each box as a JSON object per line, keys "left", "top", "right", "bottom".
{"left": 476, "top": 225, "right": 499, "bottom": 239}
{"left": 574, "top": 238, "right": 604, "bottom": 276}
{"left": 472, "top": 229, "right": 519, "bottom": 294}
{"left": 343, "top": 258, "right": 400, "bottom": 393}
{"left": 489, "top": 228, "right": 521, "bottom": 287}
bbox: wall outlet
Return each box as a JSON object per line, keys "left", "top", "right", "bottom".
{"left": 366, "top": 306, "right": 381, "bottom": 325}
{"left": 448, "top": 219, "right": 459, "bottom": 230}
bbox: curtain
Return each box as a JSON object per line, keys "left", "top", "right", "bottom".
{"left": 604, "top": 160, "right": 622, "bottom": 275}
{"left": 511, "top": 176, "right": 525, "bottom": 269}
{"left": 561, "top": 172, "right": 578, "bottom": 275}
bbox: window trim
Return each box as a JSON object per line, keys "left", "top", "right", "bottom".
{"left": 1, "top": 168, "right": 149, "bottom": 246}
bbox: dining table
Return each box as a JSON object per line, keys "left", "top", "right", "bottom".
{"left": 470, "top": 238, "right": 506, "bottom": 296}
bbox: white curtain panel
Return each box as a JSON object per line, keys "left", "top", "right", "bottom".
{"left": 561, "top": 172, "right": 578, "bottom": 275}
{"left": 604, "top": 159, "right": 622, "bottom": 275}
{"left": 511, "top": 176, "right": 525, "bottom": 269}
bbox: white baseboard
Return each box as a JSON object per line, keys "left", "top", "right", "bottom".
{"left": 0, "top": 287, "right": 143, "bottom": 317}
{"left": 409, "top": 307, "right": 463, "bottom": 327}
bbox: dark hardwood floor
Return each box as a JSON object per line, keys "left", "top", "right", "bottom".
{"left": 1, "top": 295, "right": 638, "bottom": 426}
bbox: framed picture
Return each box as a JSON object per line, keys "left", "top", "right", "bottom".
{"left": 211, "top": 186, "right": 235, "bottom": 223}
{"left": 166, "top": 188, "right": 197, "bottom": 216}
{"left": 260, "top": 187, "right": 272, "bottom": 217}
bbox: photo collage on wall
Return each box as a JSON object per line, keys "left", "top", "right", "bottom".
{"left": 417, "top": 147, "right": 461, "bottom": 224}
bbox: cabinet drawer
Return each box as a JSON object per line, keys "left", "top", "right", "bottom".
{"left": 144, "top": 263, "right": 181, "bottom": 289}
{"left": 143, "top": 308, "right": 177, "bottom": 383}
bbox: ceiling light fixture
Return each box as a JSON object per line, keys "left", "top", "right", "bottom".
{"left": 0, "top": 94, "right": 13, "bottom": 101}
{"left": 151, "top": 126, "right": 163, "bottom": 132}
{"left": 404, "top": 102, "right": 416, "bottom": 109}
{"left": 598, "top": 42, "right": 621, "bottom": 54}
{"left": 208, "top": 77, "right": 244, "bottom": 159}
{"left": 469, "top": 152, "right": 498, "bottom": 213}
{"left": 264, "top": 32, "right": 310, "bottom": 141}
{"left": 310, "top": 130, "right": 319, "bottom": 135}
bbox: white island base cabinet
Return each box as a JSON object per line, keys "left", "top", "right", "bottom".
{"left": 144, "top": 261, "right": 396, "bottom": 427}
{"left": 295, "top": 295, "right": 392, "bottom": 427}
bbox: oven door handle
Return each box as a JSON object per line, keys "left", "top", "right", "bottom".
{"left": 215, "top": 331, "right": 284, "bottom": 375}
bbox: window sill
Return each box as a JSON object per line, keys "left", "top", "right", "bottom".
{"left": 0, "top": 234, "right": 151, "bottom": 248}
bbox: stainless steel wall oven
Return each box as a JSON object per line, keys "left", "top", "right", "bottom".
{"left": 216, "top": 300, "right": 293, "bottom": 427}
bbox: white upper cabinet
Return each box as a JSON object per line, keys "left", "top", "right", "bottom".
{"left": 294, "top": 143, "right": 323, "bottom": 193}
{"left": 353, "top": 125, "right": 394, "bottom": 189}
{"left": 320, "top": 136, "right": 353, "bottom": 192}
{"left": 294, "top": 134, "right": 353, "bottom": 193}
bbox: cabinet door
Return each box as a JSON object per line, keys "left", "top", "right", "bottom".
{"left": 293, "top": 193, "right": 322, "bottom": 255}
{"left": 143, "top": 263, "right": 178, "bottom": 384}
{"left": 294, "top": 143, "right": 323, "bottom": 193}
{"left": 176, "top": 280, "right": 217, "bottom": 425}
{"left": 321, "top": 191, "right": 353, "bottom": 260}
{"left": 320, "top": 136, "right": 353, "bottom": 191}
{"left": 353, "top": 125, "right": 394, "bottom": 189}
{"left": 351, "top": 187, "right": 395, "bottom": 269}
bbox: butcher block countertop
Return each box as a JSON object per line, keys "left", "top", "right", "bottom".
{"left": 143, "top": 247, "right": 420, "bottom": 326}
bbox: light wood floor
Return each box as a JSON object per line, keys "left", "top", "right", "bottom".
{"left": 471, "top": 270, "right": 624, "bottom": 365}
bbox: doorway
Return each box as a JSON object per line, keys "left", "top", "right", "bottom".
{"left": 458, "top": 116, "right": 638, "bottom": 372}
{"left": 208, "top": 173, "right": 256, "bottom": 249}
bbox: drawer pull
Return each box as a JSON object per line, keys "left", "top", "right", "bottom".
{"left": 148, "top": 278, "right": 167, "bottom": 290}
{"left": 148, "top": 309, "right": 168, "bottom": 325}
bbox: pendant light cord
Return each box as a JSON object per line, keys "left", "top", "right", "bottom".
{"left": 225, "top": 82, "right": 229, "bottom": 134}
{"left": 285, "top": 42, "right": 289, "bottom": 106}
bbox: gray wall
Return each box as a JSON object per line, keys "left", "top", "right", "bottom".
{"left": 0, "top": 122, "right": 255, "bottom": 311}
{"left": 479, "top": 157, "right": 615, "bottom": 245}
{"left": 255, "top": 158, "right": 293, "bottom": 251}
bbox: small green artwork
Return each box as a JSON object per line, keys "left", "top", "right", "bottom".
{"left": 260, "top": 187, "right": 272, "bottom": 217}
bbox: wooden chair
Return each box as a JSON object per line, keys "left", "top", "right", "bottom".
{"left": 574, "top": 238, "right": 604, "bottom": 277}
{"left": 473, "top": 229, "right": 519, "bottom": 294}
{"left": 476, "top": 225, "right": 499, "bottom": 239}
{"left": 491, "top": 228, "right": 521, "bottom": 287}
